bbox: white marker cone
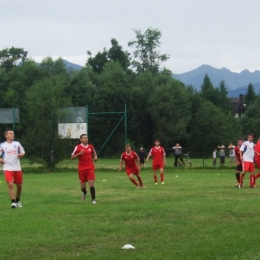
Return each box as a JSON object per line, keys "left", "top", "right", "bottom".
{"left": 122, "top": 244, "right": 135, "bottom": 249}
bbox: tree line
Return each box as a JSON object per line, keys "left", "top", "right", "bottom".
{"left": 0, "top": 28, "right": 259, "bottom": 168}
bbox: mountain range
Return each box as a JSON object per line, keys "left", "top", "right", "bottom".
{"left": 172, "top": 65, "right": 260, "bottom": 97}
{"left": 62, "top": 60, "right": 260, "bottom": 98}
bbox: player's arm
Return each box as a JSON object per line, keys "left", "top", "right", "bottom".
{"left": 92, "top": 148, "right": 98, "bottom": 161}
{"left": 163, "top": 155, "right": 166, "bottom": 165}
{"left": 146, "top": 153, "right": 151, "bottom": 161}
{"left": 71, "top": 151, "right": 84, "bottom": 160}
{"left": 119, "top": 156, "right": 123, "bottom": 171}
{"left": 135, "top": 157, "right": 140, "bottom": 170}
{"left": 18, "top": 153, "right": 25, "bottom": 159}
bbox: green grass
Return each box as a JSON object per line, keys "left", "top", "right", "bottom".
{"left": 21, "top": 157, "right": 235, "bottom": 171}
{"left": 1, "top": 167, "right": 260, "bottom": 260}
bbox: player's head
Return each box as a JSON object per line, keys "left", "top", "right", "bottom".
{"left": 140, "top": 146, "right": 143, "bottom": 151}
{"left": 154, "top": 139, "right": 160, "bottom": 147}
{"left": 125, "top": 144, "right": 131, "bottom": 152}
{"left": 176, "top": 143, "right": 180, "bottom": 147}
{"left": 229, "top": 142, "right": 233, "bottom": 145}
{"left": 80, "top": 134, "right": 88, "bottom": 145}
{"left": 237, "top": 138, "right": 243, "bottom": 146}
{"left": 247, "top": 133, "right": 254, "bottom": 142}
{"left": 4, "top": 129, "right": 14, "bottom": 141}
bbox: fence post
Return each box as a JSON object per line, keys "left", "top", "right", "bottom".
{"left": 203, "top": 148, "right": 205, "bottom": 168}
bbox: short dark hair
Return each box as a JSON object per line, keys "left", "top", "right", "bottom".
{"left": 80, "top": 134, "right": 87, "bottom": 139}
{"left": 125, "top": 144, "right": 131, "bottom": 148}
{"left": 154, "top": 139, "right": 160, "bottom": 142}
{"left": 248, "top": 133, "right": 254, "bottom": 137}
{"left": 4, "top": 129, "right": 13, "bottom": 136}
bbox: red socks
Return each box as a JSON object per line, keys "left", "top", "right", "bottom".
{"left": 130, "top": 178, "right": 138, "bottom": 186}
{"left": 255, "top": 172, "right": 260, "bottom": 180}
{"left": 154, "top": 175, "right": 158, "bottom": 183}
{"left": 160, "top": 173, "right": 164, "bottom": 182}
{"left": 240, "top": 173, "right": 245, "bottom": 187}
{"left": 137, "top": 176, "right": 143, "bottom": 186}
{"left": 250, "top": 175, "right": 255, "bottom": 186}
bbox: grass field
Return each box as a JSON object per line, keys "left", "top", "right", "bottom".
{"left": 1, "top": 161, "right": 260, "bottom": 260}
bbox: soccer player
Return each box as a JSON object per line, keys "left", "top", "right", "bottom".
{"left": 228, "top": 142, "right": 236, "bottom": 167}
{"left": 234, "top": 138, "right": 243, "bottom": 187}
{"left": 71, "top": 134, "right": 97, "bottom": 204}
{"left": 0, "top": 130, "right": 25, "bottom": 208}
{"left": 253, "top": 137, "right": 260, "bottom": 182}
{"left": 239, "top": 133, "right": 255, "bottom": 188}
{"left": 119, "top": 144, "right": 145, "bottom": 188}
{"left": 146, "top": 139, "right": 166, "bottom": 185}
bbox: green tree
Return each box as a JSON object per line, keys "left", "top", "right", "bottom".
{"left": 87, "top": 39, "right": 131, "bottom": 73}
{"left": 148, "top": 79, "right": 191, "bottom": 145}
{"left": 216, "top": 80, "right": 231, "bottom": 113}
{"left": 244, "top": 83, "right": 257, "bottom": 107}
{"left": 0, "top": 47, "right": 27, "bottom": 72}
{"left": 128, "top": 28, "right": 170, "bottom": 74}
{"left": 24, "top": 75, "right": 71, "bottom": 168}
{"left": 240, "top": 95, "right": 260, "bottom": 138}
{"left": 200, "top": 74, "right": 218, "bottom": 104}
{"left": 189, "top": 100, "right": 235, "bottom": 150}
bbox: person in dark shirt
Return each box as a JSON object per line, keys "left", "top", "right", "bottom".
{"left": 138, "top": 147, "right": 146, "bottom": 169}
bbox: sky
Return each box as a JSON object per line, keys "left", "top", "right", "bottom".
{"left": 1, "top": 0, "right": 260, "bottom": 74}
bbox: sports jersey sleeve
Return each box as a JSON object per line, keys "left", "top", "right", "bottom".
{"left": 148, "top": 148, "right": 153, "bottom": 156}
{"left": 71, "top": 145, "right": 80, "bottom": 155}
{"left": 17, "top": 142, "right": 25, "bottom": 154}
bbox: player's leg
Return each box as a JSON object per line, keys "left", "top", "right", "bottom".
{"left": 80, "top": 182, "right": 87, "bottom": 200}
{"left": 135, "top": 173, "right": 145, "bottom": 188}
{"left": 78, "top": 170, "right": 87, "bottom": 200}
{"left": 235, "top": 165, "right": 241, "bottom": 187}
{"left": 14, "top": 171, "right": 23, "bottom": 207}
{"left": 127, "top": 172, "right": 139, "bottom": 187}
{"left": 4, "top": 171, "right": 17, "bottom": 208}
{"left": 249, "top": 163, "right": 256, "bottom": 188}
{"left": 153, "top": 167, "right": 158, "bottom": 184}
{"left": 87, "top": 170, "right": 96, "bottom": 203}
{"left": 160, "top": 166, "right": 165, "bottom": 184}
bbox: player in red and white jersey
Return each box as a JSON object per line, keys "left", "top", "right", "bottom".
{"left": 146, "top": 139, "right": 166, "bottom": 185}
{"left": 119, "top": 144, "right": 145, "bottom": 188}
{"left": 71, "top": 134, "right": 97, "bottom": 204}
{"left": 234, "top": 138, "right": 244, "bottom": 187}
{"left": 0, "top": 130, "right": 25, "bottom": 208}
{"left": 239, "top": 133, "right": 255, "bottom": 188}
{"left": 253, "top": 137, "right": 260, "bottom": 181}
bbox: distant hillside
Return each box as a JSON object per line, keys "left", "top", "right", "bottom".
{"left": 173, "top": 65, "right": 260, "bottom": 91}
{"left": 62, "top": 59, "right": 83, "bottom": 70}
{"left": 228, "top": 82, "right": 260, "bottom": 97}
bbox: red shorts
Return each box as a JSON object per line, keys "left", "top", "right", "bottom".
{"left": 243, "top": 161, "right": 254, "bottom": 172}
{"left": 125, "top": 167, "right": 139, "bottom": 176}
{"left": 78, "top": 169, "right": 95, "bottom": 183}
{"left": 152, "top": 163, "right": 164, "bottom": 170}
{"left": 4, "top": 170, "right": 23, "bottom": 184}
{"left": 255, "top": 156, "right": 260, "bottom": 169}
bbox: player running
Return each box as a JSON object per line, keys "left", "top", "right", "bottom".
{"left": 71, "top": 134, "right": 97, "bottom": 204}
{"left": 234, "top": 138, "right": 244, "bottom": 187}
{"left": 0, "top": 130, "right": 25, "bottom": 208}
{"left": 119, "top": 144, "right": 145, "bottom": 188}
{"left": 146, "top": 139, "right": 166, "bottom": 185}
{"left": 239, "top": 133, "right": 255, "bottom": 188}
{"left": 253, "top": 137, "right": 260, "bottom": 182}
